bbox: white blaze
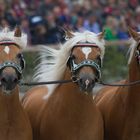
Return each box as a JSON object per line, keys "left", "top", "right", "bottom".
{"left": 4, "top": 46, "right": 10, "bottom": 54}
{"left": 85, "top": 79, "right": 90, "bottom": 90}
{"left": 82, "top": 47, "right": 92, "bottom": 59}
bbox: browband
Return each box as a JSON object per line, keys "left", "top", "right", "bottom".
{"left": 0, "top": 41, "right": 20, "bottom": 48}
{"left": 73, "top": 43, "right": 98, "bottom": 47}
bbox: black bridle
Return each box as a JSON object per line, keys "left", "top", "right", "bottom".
{"left": 0, "top": 41, "right": 25, "bottom": 79}
{"left": 67, "top": 43, "right": 102, "bottom": 82}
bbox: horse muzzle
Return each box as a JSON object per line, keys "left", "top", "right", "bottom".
{"left": 78, "top": 73, "right": 96, "bottom": 94}
{"left": 0, "top": 72, "right": 19, "bottom": 94}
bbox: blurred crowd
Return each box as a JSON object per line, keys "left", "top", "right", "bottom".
{"left": 0, "top": 0, "right": 140, "bottom": 45}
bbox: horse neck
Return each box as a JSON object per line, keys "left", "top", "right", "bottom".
{"left": 129, "top": 55, "right": 140, "bottom": 82}
{"left": 0, "top": 86, "right": 22, "bottom": 123}
{"left": 127, "top": 55, "right": 140, "bottom": 108}
{"left": 55, "top": 68, "right": 94, "bottom": 104}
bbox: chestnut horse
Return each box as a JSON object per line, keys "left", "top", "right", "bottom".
{"left": 95, "top": 27, "right": 140, "bottom": 140}
{"left": 0, "top": 27, "right": 32, "bottom": 140}
{"left": 22, "top": 30, "right": 105, "bottom": 140}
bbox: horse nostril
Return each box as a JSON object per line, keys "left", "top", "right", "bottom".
{"left": 13, "top": 78, "right": 18, "bottom": 83}
{"left": 79, "top": 77, "right": 89, "bottom": 85}
{"left": 85, "top": 79, "right": 90, "bottom": 86}
{"left": 91, "top": 79, "right": 96, "bottom": 84}
{"left": 1, "top": 77, "right": 6, "bottom": 83}
{"left": 78, "top": 74, "right": 96, "bottom": 93}
{"left": 0, "top": 74, "right": 18, "bottom": 91}
{"left": 1, "top": 74, "right": 18, "bottom": 84}
{"left": 79, "top": 78, "right": 83, "bottom": 85}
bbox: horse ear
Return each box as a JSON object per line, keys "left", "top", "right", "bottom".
{"left": 98, "top": 30, "right": 105, "bottom": 40}
{"left": 128, "top": 27, "right": 140, "bottom": 41}
{"left": 14, "top": 26, "right": 21, "bottom": 37}
{"left": 64, "top": 28, "right": 74, "bottom": 40}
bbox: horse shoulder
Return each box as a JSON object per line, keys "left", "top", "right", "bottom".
{"left": 94, "top": 80, "right": 128, "bottom": 121}
{"left": 22, "top": 85, "right": 48, "bottom": 114}
{"left": 17, "top": 104, "right": 33, "bottom": 140}
{"left": 95, "top": 80, "right": 128, "bottom": 139}
{"left": 22, "top": 86, "right": 48, "bottom": 137}
{"left": 22, "top": 85, "right": 48, "bottom": 106}
{"left": 94, "top": 86, "right": 118, "bottom": 109}
{"left": 95, "top": 80, "right": 127, "bottom": 109}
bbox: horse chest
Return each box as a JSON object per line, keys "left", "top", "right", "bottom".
{"left": 122, "top": 124, "right": 140, "bottom": 140}
{"left": 0, "top": 125, "right": 30, "bottom": 140}
{"left": 39, "top": 94, "right": 103, "bottom": 140}
{"left": 122, "top": 112, "right": 140, "bottom": 140}
{"left": 0, "top": 105, "right": 32, "bottom": 140}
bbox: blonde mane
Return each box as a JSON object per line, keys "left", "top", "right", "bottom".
{"left": 0, "top": 27, "right": 27, "bottom": 49}
{"left": 34, "top": 31, "right": 105, "bottom": 98}
{"left": 128, "top": 38, "right": 137, "bottom": 64}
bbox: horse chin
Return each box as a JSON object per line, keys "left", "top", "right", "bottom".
{"left": 1, "top": 86, "right": 14, "bottom": 95}
{"left": 80, "top": 86, "right": 94, "bottom": 95}
{"left": 77, "top": 73, "right": 96, "bottom": 95}
{"left": 78, "top": 80, "right": 95, "bottom": 95}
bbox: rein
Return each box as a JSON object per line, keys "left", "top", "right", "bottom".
{"left": 19, "top": 79, "right": 73, "bottom": 86}
{"left": 20, "top": 42, "right": 140, "bottom": 87}
{"left": 98, "top": 80, "right": 140, "bottom": 87}
{"left": 19, "top": 79, "right": 140, "bottom": 87}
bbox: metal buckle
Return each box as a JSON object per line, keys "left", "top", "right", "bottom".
{"left": 71, "top": 76, "right": 79, "bottom": 83}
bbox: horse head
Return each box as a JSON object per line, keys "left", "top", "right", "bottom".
{"left": 128, "top": 27, "right": 140, "bottom": 65}
{"left": 34, "top": 29, "right": 105, "bottom": 96}
{"left": 66, "top": 30, "right": 105, "bottom": 93}
{"left": 0, "top": 26, "right": 27, "bottom": 95}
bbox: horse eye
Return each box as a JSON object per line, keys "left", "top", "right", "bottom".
{"left": 97, "top": 56, "right": 101, "bottom": 61}
{"left": 96, "top": 56, "right": 102, "bottom": 67}
{"left": 17, "top": 53, "right": 22, "bottom": 59}
{"left": 16, "top": 53, "right": 25, "bottom": 69}
{"left": 71, "top": 55, "right": 76, "bottom": 59}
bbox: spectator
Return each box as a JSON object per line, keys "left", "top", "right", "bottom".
{"left": 83, "top": 13, "right": 101, "bottom": 33}
{"left": 0, "top": 0, "right": 139, "bottom": 45}
{"left": 104, "top": 16, "right": 118, "bottom": 40}
{"left": 21, "top": 17, "right": 31, "bottom": 44}
{"left": 74, "top": 16, "right": 85, "bottom": 32}
{"left": 37, "top": 0, "right": 55, "bottom": 16}
{"left": 0, "top": 18, "right": 9, "bottom": 28}
{"left": 32, "top": 24, "right": 47, "bottom": 44}
{"left": 0, "top": 0, "right": 6, "bottom": 18}
{"left": 135, "top": 6, "right": 140, "bottom": 31}
{"left": 117, "top": 17, "right": 129, "bottom": 40}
